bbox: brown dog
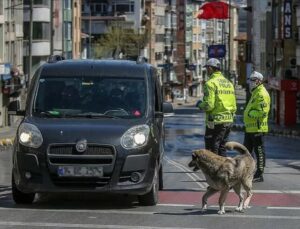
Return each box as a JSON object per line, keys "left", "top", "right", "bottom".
{"left": 188, "top": 141, "right": 256, "bottom": 214}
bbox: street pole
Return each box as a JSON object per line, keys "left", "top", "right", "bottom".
{"left": 28, "top": 0, "right": 33, "bottom": 87}
{"left": 89, "top": 0, "right": 92, "bottom": 58}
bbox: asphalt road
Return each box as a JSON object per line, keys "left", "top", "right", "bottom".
{"left": 0, "top": 107, "right": 299, "bottom": 229}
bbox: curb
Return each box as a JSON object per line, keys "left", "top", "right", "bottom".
{"left": 231, "top": 124, "right": 300, "bottom": 139}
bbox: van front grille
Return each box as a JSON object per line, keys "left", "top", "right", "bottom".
{"left": 49, "top": 145, "right": 114, "bottom": 156}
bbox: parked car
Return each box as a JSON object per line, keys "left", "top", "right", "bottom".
{"left": 8, "top": 58, "right": 173, "bottom": 206}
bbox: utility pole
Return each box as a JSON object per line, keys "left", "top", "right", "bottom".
{"left": 28, "top": 0, "right": 33, "bottom": 87}
{"left": 228, "top": 0, "right": 231, "bottom": 76}
{"left": 89, "top": 0, "right": 92, "bottom": 58}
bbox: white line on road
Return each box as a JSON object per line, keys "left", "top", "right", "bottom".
{"left": 0, "top": 222, "right": 203, "bottom": 229}
{"left": 0, "top": 207, "right": 300, "bottom": 221}
{"left": 158, "top": 204, "right": 195, "bottom": 207}
{"left": 204, "top": 214, "right": 300, "bottom": 220}
{"left": 0, "top": 207, "right": 153, "bottom": 215}
{"left": 164, "top": 156, "right": 207, "bottom": 189}
{"left": 267, "top": 207, "right": 300, "bottom": 210}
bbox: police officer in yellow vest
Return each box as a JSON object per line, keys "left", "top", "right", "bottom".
{"left": 197, "top": 58, "right": 236, "bottom": 157}
{"left": 243, "top": 71, "right": 270, "bottom": 182}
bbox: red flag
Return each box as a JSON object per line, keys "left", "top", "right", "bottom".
{"left": 197, "top": 1, "right": 229, "bottom": 20}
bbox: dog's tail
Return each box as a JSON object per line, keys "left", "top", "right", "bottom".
{"left": 225, "top": 141, "right": 251, "bottom": 156}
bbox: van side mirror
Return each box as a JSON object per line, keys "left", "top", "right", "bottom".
{"left": 163, "top": 102, "right": 174, "bottom": 116}
{"left": 8, "top": 100, "right": 25, "bottom": 116}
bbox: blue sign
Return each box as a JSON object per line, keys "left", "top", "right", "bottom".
{"left": 0, "top": 63, "right": 12, "bottom": 81}
{"left": 208, "top": 45, "right": 226, "bottom": 58}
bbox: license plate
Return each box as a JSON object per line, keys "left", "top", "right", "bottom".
{"left": 57, "top": 166, "right": 103, "bottom": 177}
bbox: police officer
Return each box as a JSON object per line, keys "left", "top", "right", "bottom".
{"left": 197, "top": 58, "right": 237, "bottom": 157}
{"left": 243, "top": 71, "right": 270, "bottom": 182}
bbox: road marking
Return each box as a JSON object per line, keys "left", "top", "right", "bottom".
{"left": 267, "top": 207, "right": 300, "bottom": 210}
{"left": 0, "top": 222, "right": 203, "bottom": 229}
{"left": 164, "top": 156, "right": 207, "bottom": 189}
{"left": 158, "top": 204, "right": 195, "bottom": 207}
{"left": 0, "top": 207, "right": 299, "bottom": 221}
{"left": 180, "top": 189, "right": 300, "bottom": 194}
{"left": 0, "top": 190, "right": 12, "bottom": 195}
{"left": 0, "top": 207, "right": 153, "bottom": 215}
{"left": 204, "top": 214, "right": 300, "bottom": 220}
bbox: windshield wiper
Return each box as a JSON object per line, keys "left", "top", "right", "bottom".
{"left": 67, "top": 112, "right": 119, "bottom": 119}
{"left": 39, "top": 111, "right": 62, "bottom": 117}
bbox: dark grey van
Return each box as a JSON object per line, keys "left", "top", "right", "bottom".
{"left": 8, "top": 59, "right": 173, "bottom": 206}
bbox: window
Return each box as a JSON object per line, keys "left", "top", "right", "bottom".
{"left": 24, "top": 0, "right": 49, "bottom": 6}
{"left": 155, "top": 34, "right": 164, "bottom": 43}
{"left": 64, "top": 0, "right": 71, "bottom": 9}
{"left": 156, "top": 16, "right": 165, "bottom": 26}
{"left": 193, "top": 34, "right": 197, "bottom": 42}
{"left": 64, "top": 22, "right": 72, "bottom": 40}
{"left": 112, "top": 1, "right": 134, "bottom": 13}
{"left": 24, "top": 22, "right": 50, "bottom": 40}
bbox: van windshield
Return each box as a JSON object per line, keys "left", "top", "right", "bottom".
{"left": 32, "top": 76, "right": 147, "bottom": 119}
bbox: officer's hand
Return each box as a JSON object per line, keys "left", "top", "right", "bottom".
{"left": 196, "top": 100, "right": 202, "bottom": 108}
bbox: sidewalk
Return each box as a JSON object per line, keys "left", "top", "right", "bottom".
{"left": 0, "top": 118, "right": 20, "bottom": 146}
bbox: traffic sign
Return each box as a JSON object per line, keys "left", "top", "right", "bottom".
{"left": 208, "top": 45, "right": 226, "bottom": 58}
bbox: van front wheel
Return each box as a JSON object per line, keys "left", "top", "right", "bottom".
{"left": 12, "top": 174, "right": 35, "bottom": 204}
{"left": 138, "top": 165, "right": 159, "bottom": 206}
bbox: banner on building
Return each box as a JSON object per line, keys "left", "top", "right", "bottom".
{"left": 284, "top": 0, "right": 292, "bottom": 39}
{"left": 208, "top": 45, "right": 226, "bottom": 58}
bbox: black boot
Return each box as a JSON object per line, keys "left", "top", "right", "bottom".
{"left": 253, "top": 172, "right": 264, "bottom": 182}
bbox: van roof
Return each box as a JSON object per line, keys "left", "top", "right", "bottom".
{"left": 40, "top": 59, "right": 152, "bottom": 78}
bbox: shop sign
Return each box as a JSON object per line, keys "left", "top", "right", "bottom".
{"left": 281, "top": 80, "right": 299, "bottom": 91}
{"left": 283, "top": 0, "right": 293, "bottom": 39}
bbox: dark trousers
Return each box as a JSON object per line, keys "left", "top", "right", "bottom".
{"left": 243, "top": 132, "right": 266, "bottom": 175}
{"left": 204, "top": 123, "right": 232, "bottom": 157}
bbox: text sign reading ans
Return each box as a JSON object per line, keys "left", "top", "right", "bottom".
{"left": 58, "top": 166, "right": 103, "bottom": 177}
{"left": 284, "top": 0, "right": 292, "bottom": 39}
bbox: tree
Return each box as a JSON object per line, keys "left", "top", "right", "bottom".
{"left": 94, "top": 24, "right": 149, "bottom": 60}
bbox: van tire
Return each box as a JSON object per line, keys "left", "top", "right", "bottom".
{"left": 138, "top": 165, "right": 159, "bottom": 206}
{"left": 12, "top": 174, "right": 35, "bottom": 204}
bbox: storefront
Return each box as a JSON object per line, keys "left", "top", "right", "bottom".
{"left": 268, "top": 78, "right": 300, "bottom": 126}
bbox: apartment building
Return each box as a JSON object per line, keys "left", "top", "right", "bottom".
{"left": 191, "top": 4, "right": 205, "bottom": 97}
{"left": 267, "top": 0, "right": 300, "bottom": 126}
{"left": 23, "top": 0, "right": 51, "bottom": 77}
{"left": 81, "top": 0, "right": 145, "bottom": 59}
{"left": 0, "top": 0, "right": 23, "bottom": 127}
{"left": 163, "top": 0, "right": 177, "bottom": 99}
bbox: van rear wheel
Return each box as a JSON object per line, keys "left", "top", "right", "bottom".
{"left": 12, "top": 174, "right": 35, "bottom": 204}
{"left": 138, "top": 165, "right": 159, "bottom": 206}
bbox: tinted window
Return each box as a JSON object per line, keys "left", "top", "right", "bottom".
{"left": 33, "top": 76, "right": 147, "bottom": 118}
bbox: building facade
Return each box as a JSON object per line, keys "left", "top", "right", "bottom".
{"left": 0, "top": 0, "right": 24, "bottom": 127}
{"left": 268, "top": 0, "right": 300, "bottom": 126}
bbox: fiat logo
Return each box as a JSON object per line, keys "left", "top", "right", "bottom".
{"left": 75, "top": 139, "right": 87, "bottom": 153}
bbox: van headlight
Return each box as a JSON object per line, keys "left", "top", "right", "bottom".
{"left": 121, "top": 125, "right": 150, "bottom": 149}
{"left": 18, "top": 123, "right": 43, "bottom": 148}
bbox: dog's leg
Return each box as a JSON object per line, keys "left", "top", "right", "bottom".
{"left": 202, "top": 186, "right": 218, "bottom": 212}
{"left": 233, "top": 184, "right": 244, "bottom": 212}
{"left": 218, "top": 189, "right": 230, "bottom": 215}
{"left": 242, "top": 180, "right": 253, "bottom": 209}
